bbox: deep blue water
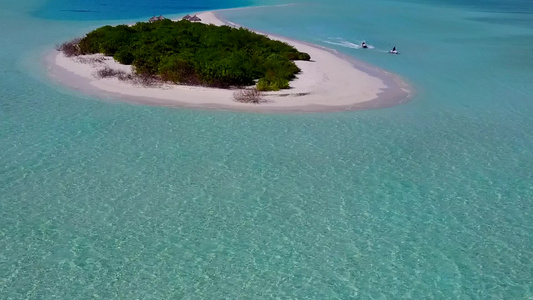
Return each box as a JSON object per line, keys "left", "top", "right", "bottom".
{"left": 1, "top": 0, "right": 532, "bottom": 298}
{"left": 33, "top": 0, "right": 251, "bottom": 20}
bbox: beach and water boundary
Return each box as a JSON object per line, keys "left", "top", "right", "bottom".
{"left": 46, "top": 9, "right": 413, "bottom": 113}
{"left": 3, "top": 0, "right": 533, "bottom": 297}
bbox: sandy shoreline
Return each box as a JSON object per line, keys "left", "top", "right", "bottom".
{"left": 46, "top": 10, "right": 412, "bottom": 113}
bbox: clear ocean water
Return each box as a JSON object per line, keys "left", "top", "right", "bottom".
{"left": 1, "top": 0, "right": 532, "bottom": 298}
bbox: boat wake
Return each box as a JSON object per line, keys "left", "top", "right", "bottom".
{"left": 322, "top": 37, "right": 375, "bottom": 50}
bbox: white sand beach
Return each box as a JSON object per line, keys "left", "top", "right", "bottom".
{"left": 47, "top": 11, "right": 412, "bottom": 112}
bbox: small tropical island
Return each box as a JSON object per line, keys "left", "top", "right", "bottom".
{"left": 58, "top": 18, "right": 311, "bottom": 101}
{"left": 50, "top": 11, "right": 409, "bottom": 112}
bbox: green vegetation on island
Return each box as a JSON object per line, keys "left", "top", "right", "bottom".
{"left": 62, "top": 19, "right": 311, "bottom": 91}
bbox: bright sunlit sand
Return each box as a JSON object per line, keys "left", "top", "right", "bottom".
{"left": 47, "top": 10, "right": 411, "bottom": 112}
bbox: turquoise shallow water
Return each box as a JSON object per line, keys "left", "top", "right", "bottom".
{"left": 1, "top": 0, "right": 532, "bottom": 298}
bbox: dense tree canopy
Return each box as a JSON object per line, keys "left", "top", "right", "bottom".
{"left": 77, "top": 19, "right": 311, "bottom": 90}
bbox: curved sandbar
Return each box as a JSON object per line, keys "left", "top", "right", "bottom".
{"left": 47, "top": 11, "right": 412, "bottom": 113}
